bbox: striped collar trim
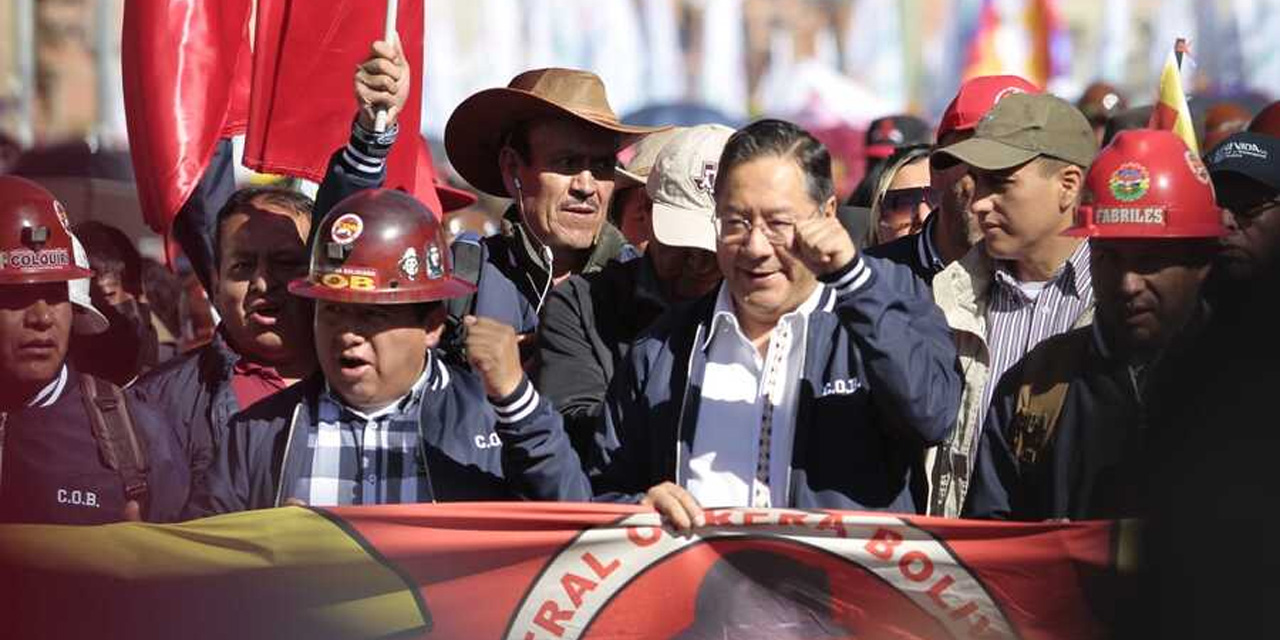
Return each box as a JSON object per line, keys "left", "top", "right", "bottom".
{"left": 27, "top": 364, "right": 68, "bottom": 408}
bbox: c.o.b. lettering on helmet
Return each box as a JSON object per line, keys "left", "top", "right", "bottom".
{"left": 319, "top": 272, "right": 377, "bottom": 291}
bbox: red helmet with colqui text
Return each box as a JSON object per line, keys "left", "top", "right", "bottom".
{"left": 0, "top": 176, "right": 95, "bottom": 284}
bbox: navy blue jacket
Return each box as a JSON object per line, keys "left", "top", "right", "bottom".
{"left": 865, "top": 211, "right": 946, "bottom": 285}
{"left": 1, "top": 366, "right": 190, "bottom": 524}
{"left": 187, "top": 354, "right": 591, "bottom": 515}
{"left": 453, "top": 231, "right": 539, "bottom": 334}
{"left": 129, "top": 331, "right": 240, "bottom": 508}
{"left": 589, "top": 254, "right": 960, "bottom": 513}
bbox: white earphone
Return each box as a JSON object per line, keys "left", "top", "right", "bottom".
{"left": 513, "top": 177, "right": 522, "bottom": 191}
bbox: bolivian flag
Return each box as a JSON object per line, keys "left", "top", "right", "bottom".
{"left": 1148, "top": 38, "right": 1199, "bottom": 155}
{"left": 0, "top": 507, "right": 428, "bottom": 640}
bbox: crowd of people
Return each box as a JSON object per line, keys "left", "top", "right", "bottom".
{"left": 2, "top": 37, "right": 1278, "bottom": 539}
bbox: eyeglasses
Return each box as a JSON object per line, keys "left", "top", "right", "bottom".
{"left": 1226, "top": 197, "right": 1280, "bottom": 221}
{"left": 881, "top": 186, "right": 940, "bottom": 212}
{"left": 714, "top": 215, "right": 798, "bottom": 246}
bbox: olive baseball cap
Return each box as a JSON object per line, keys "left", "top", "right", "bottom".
{"left": 932, "top": 93, "right": 1098, "bottom": 171}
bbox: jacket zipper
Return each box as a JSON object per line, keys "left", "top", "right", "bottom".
{"left": 273, "top": 403, "right": 303, "bottom": 507}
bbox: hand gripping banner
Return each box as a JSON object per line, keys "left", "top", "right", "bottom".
{"left": 0, "top": 503, "right": 1131, "bottom": 639}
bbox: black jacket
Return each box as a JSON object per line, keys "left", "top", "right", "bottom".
{"left": 536, "top": 254, "right": 683, "bottom": 456}
{"left": 187, "top": 354, "right": 591, "bottom": 516}
{"left": 590, "top": 255, "right": 960, "bottom": 513}
{"left": 1, "top": 366, "right": 189, "bottom": 524}
{"left": 484, "top": 205, "right": 638, "bottom": 318}
{"left": 963, "top": 321, "right": 1196, "bottom": 521}
{"left": 129, "top": 331, "right": 240, "bottom": 507}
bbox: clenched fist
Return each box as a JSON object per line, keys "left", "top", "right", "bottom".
{"left": 355, "top": 39, "right": 410, "bottom": 131}
{"left": 463, "top": 316, "right": 524, "bottom": 399}
{"left": 791, "top": 209, "right": 857, "bottom": 276}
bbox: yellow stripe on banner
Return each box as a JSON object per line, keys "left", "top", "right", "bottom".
{"left": 0, "top": 506, "right": 426, "bottom": 640}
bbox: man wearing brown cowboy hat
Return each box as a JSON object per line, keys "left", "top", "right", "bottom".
{"left": 443, "top": 68, "right": 667, "bottom": 337}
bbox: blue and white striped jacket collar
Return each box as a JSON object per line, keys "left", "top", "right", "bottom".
{"left": 26, "top": 364, "right": 69, "bottom": 408}
{"left": 319, "top": 350, "right": 450, "bottom": 420}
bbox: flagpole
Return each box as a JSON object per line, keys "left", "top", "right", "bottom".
{"left": 14, "top": 0, "right": 36, "bottom": 148}
{"left": 374, "top": 0, "right": 399, "bottom": 133}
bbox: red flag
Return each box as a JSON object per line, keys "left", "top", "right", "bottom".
{"left": 242, "top": 0, "right": 442, "bottom": 217}
{"left": 121, "top": 0, "right": 253, "bottom": 235}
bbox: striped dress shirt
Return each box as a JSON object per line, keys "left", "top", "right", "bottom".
{"left": 979, "top": 241, "right": 1094, "bottom": 431}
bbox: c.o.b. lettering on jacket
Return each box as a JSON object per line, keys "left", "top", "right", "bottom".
{"left": 474, "top": 433, "right": 503, "bottom": 449}
{"left": 820, "top": 377, "right": 863, "bottom": 397}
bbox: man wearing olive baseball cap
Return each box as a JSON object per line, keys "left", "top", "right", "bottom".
{"left": 924, "top": 92, "right": 1099, "bottom": 517}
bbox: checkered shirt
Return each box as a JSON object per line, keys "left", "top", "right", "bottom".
{"left": 294, "top": 354, "right": 447, "bottom": 506}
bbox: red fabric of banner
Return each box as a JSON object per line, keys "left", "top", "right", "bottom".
{"left": 242, "top": 0, "right": 442, "bottom": 216}
{"left": 121, "top": 0, "right": 253, "bottom": 234}
{"left": 334, "top": 503, "right": 1119, "bottom": 640}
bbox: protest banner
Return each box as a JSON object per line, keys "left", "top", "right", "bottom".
{"left": 0, "top": 503, "right": 1127, "bottom": 639}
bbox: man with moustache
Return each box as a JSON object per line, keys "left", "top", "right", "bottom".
{"left": 868, "top": 75, "right": 1040, "bottom": 284}
{"left": 926, "top": 93, "right": 1099, "bottom": 517}
{"left": 538, "top": 124, "right": 733, "bottom": 457}
{"left": 964, "top": 130, "right": 1222, "bottom": 520}
{"left": 443, "top": 69, "right": 667, "bottom": 330}
{"left": 189, "top": 189, "right": 589, "bottom": 514}
{"left": 589, "top": 120, "right": 959, "bottom": 527}
{"left": 0, "top": 177, "right": 188, "bottom": 524}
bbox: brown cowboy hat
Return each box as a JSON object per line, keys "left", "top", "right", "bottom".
{"left": 444, "top": 68, "right": 668, "bottom": 197}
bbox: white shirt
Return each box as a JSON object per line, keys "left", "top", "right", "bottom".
{"left": 1013, "top": 278, "right": 1049, "bottom": 302}
{"left": 686, "top": 281, "right": 827, "bottom": 509}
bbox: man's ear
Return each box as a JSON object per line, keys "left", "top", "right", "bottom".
{"left": 820, "top": 195, "right": 838, "bottom": 219}
{"left": 498, "top": 146, "right": 523, "bottom": 199}
{"left": 422, "top": 303, "right": 449, "bottom": 349}
{"left": 1058, "top": 164, "right": 1085, "bottom": 212}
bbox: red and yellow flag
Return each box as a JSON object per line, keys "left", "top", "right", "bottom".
{"left": 0, "top": 503, "right": 1132, "bottom": 640}
{"left": 1148, "top": 39, "right": 1199, "bottom": 155}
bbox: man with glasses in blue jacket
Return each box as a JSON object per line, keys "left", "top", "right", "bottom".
{"left": 589, "top": 120, "right": 961, "bottom": 527}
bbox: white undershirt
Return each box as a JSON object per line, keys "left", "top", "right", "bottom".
{"left": 686, "top": 282, "right": 825, "bottom": 509}
{"left": 1014, "top": 278, "right": 1049, "bottom": 301}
